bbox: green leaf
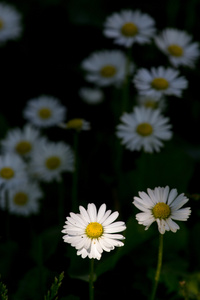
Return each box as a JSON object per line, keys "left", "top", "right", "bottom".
{"left": 44, "top": 272, "right": 64, "bottom": 300}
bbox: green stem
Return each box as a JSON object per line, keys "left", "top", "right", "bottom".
{"left": 71, "top": 131, "right": 79, "bottom": 211}
{"left": 150, "top": 233, "right": 164, "bottom": 300}
{"left": 89, "top": 258, "right": 94, "bottom": 300}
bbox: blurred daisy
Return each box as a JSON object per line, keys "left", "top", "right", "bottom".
{"left": 133, "top": 66, "right": 188, "bottom": 98}
{"left": 79, "top": 87, "right": 104, "bottom": 104}
{"left": 62, "top": 203, "right": 126, "bottom": 260}
{"left": 155, "top": 28, "right": 200, "bottom": 68}
{"left": 136, "top": 95, "right": 166, "bottom": 112}
{"left": 30, "top": 140, "right": 74, "bottom": 182}
{"left": 116, "top": 106, "right": 172, "bottom": 153}
{"left": 59, "top": 119, "right": 91, "bottom": 131}
{"left": 81, "top": 50, "right": 131, "bottom": 87}
{"left": 0, "top": 3, "right": 22, "bottom": 44}
{"left": 0, "top": 181, "right": 42, "bottom": 216}
{"left": 1, "top": 124, "right": 45, "bottom": 158}
{"left": 0, "top": 153, "right": 27, "bottom": 188}
{"left": 133, "top": 186, "right": 191, "bottom": 234}
{"left": 23, "top": 95, "right": 67, "bottom": 128}
{"left": 103, "top": 9, "right": 156, "bottom": 48}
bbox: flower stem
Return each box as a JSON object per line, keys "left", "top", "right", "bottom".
{"left": 150, "top": 233, "right": 164, "bottom": 300}
{"left": 89, "top": 258, "right": 94, "bottom": 300}
{"left": 71, "top": 131, "right": 79, "bottom": 211}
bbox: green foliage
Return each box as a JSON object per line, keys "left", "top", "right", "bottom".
{"left": 0, "top": 278, "right": 8, "bottom": 300}
{"left": 44, "top": 272, "right": 64, "bottom": 300}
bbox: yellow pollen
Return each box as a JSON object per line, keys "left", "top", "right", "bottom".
{"left": 152, "top": 202, "right": 171, "bottom": 219}
{"left": 45, "top": 156, "right": 61, "bottom": 170}
{"left": 168, "top": 44, "right": 183, "bottom": 57}
{"left": 0, "top": 19, "right": 4, "bottom": 30}
{"left": 0, "top": 167, "right": 15, "bottom": 179}
{"left": 66, "top": 119, "right": 83, "bottom": 130}
{"left": 151, "top": 78, "right": 169, "bottom": 90}
{"left": 38, "top": 108, "right": 52, "bottom": 119}
{"left": 136, "top": 123, "right": 153, "bottom": 136}
{"left": 86, "top": 222, "right": 103, "bottom": 239}
{"left": 100, "top": 65, "right": 117, "bottom": 78}
{"left": 121, "top": 22, "right": 138, "bottom": 37}
{"left": 15, "top": 141, "right": 32, "bottom": 155}
{"left": 13, "top": 192, "right": 28, "bottom": 206}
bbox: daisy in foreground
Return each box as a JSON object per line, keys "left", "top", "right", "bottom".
{"left": 154, "top": 28, "right": 200, "bottom": 68}
{"left": 62, "top": 203, "right": 126, "bottom": 260}
{"left": 116, "top": 106, "right": 172, "bottom": 153}
{"left": 103, "top": 9, "right": 156, "bottom": 48}
{"left": 133, "top": 66, "right": 188, "bottom": 98}
{"left": 133, "top": 186, "right": 191, "bottom": 234}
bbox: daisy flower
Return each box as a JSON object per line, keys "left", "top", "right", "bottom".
{"left": 79, "top": 87, "right": 104, "bottom": 104}
{"left": 81, "top": 50, "right": 131, "bottom": 87}
{"left": 23, "top": 95, "right": 67, "bottom": 128}
{"left": 0, "top": 153, "right": 27, "bottom": 188}
{"left": 0, "top": 3, "right": 22, "bottom": 44}
{"left": 1, "top": 124, "right": 45, "bottom": 158}
{"left": 133, "top": 66, "right": 188, "bottom": 98}
{"left": 154, "top": 28, "right": 200, "bottom": 68}
{"left": 103, "top": 9, "right": 156, "bottom": 48}
{"left": 59, "top": 119, "right": 91, "bottom": 131}
{"left": 133, "top": 186, "right": 191, "bottom": 234}
{"left": 29, "top": 140, "right": 74, "bottom": 182}
{"left": 136, "top": 95, "right": 166, "bottom": 112}
{"left": 116, "top": 106, "right": 172, "bottom": 153}
{"left": 0, "top": 181, "right": 42, "bottom": 216}
{"left": 62, "top": 203, "right": 126, "bottom": 260}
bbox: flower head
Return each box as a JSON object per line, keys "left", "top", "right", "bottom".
{"left": 133, "top": 186, "right": 191, "bottom": 234}
{"left": 155, "top": 28, "right": 200, "bottom": 68}
{"left": 103, "top": 9, "right": 156, "bottom": 48}
{"left": 59, "top": 119, "right": 91, "bottom": 131}
{"left": 133, "top": 66, "right": 188, "bottom": 98}
{"left": 62, "top": 203, "right": 126, "bottom": 260}
{"left": 136, "top": 95, "right": 166, "bottom": 112}
{"left": 116, "top": 106, "right": 172, "bottom": 153}
{"left": 79, "top": 87, "right": 104, "bottom": 105}
{"left": 23, "top": 95, "right": 67, "bottom": 128}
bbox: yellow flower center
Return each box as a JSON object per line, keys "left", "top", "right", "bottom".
{"left": 38, "top": 108, "right": 52, "bottom": 119}
{"left": 151, "top": 78, "right": 169, "bottom": 90}
{"left": 100, "top": 65, "right": 117, "bottom": 78}
{"left": 121, "top": 22, "right": 138, "bottom": 37}
{"left": 13, "top": 192, "right": 28, "bottom": 206}
{"left": 85, "top": 222, "right": 103, "bottom": 239}
{"left": 0, "top": 167, "right": 15, "bottom": 179}
{"left": 144, "top": 100, "right": 159, "bottom": 109}
{"left": 0, "top": 19, "right": 4, "bottom": 30}
{"left": 66, "top": 119, "right": 83, "bottom": 130}
{"left": 136, "top": 123, "right": 153, "bottom": 136}
{"left": 15, "top": 141, "right": 32, "bottom": 155}
{"left": 152, "top": 202, "right": 171, "bottom": 219}
{"left": 45, "top": 156, "right": 61, "bottom": 170}
{"left": 168, "top": 44, "right": 183, "bottom": 57}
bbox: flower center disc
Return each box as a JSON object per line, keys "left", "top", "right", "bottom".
{"left": 121, "top": 22, "right": 138, "bottom": 37}
{"left": 15, "top": 141, "right": 32, "bottom": 155}
{"left": 0, "top": 167, "right": 15, "bottom": 179}
{"left": 45, "top": 156, "right": 61, "bottom": 170}
{"left": 86, "top": 222, "right": 103, "bottom": 239}
{"left": 38, "top": 108, "right": 52, "bottom": 119}
{"left": 13, "top": 192, "right": 28, "bottom": 206}
{"left": 136, "top": 122, "right": 153, "bottom": 136}
{"left": 67, "top": 119, "right": 83, "bottom": 130}
{"left": 100, "top": 65, "right": 117, "bottom": 78}
{"left": 151, "top": 78, "right": 169, "bottom": 90}
{"left": 152, "top": 202, "right": 171, "bottom": 219}
{"left": 168, "top": 44, "right": 183, "bottom": 57}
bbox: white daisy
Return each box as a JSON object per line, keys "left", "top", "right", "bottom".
{"left": 62, "top": 203, "right": 126, "bottom": 260}
{"left": 81, "top": 50, "right": 131, "bottom": 87}
{"left": 1, "top": 124, "right": 45, "bottom": 158}
{"left": 133, "top": 66, "right": 188, "bottom": 98}
{"left": 103, "top": 9, "right": 156, "bottom": 48}
{"left": 29, "top": 140, "right": 74, "bottom": 182}
{"left": 136, "top": 95, "right": 166, "bottom": 112}
{"left": 79, "top": 87, "right": 104, "bottom": 104}
{"left": 0, "top": 153, "right": 27, "bottom": 188}
{"left": 59, "top": 119, "right": 91, "bottom": 131}
{"left": 23, "top": 95, "right": 67, "bottom": 128}
{"left": 0, "top": 181, "right": 42, "bottom": 216}
{"left": 0, "top": 3, "right": 22, "bottom": 44}
{"left": 116, "top": 106, "right": 172, "bottom": 153}
{"left": 154, "top": 28, "right": 200, "bottom": 68}
{"left": 133, "top": 186, "right": 191, "bottom": 234}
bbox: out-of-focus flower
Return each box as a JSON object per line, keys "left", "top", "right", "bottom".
{"left": 59, "top": 119, "right": 91, "bottom": 131}
{"left": 79, "top": 87, "right": 104, "bottom": 104}
{"left": 136, "top": 95, "right": 166, "bottom": 112}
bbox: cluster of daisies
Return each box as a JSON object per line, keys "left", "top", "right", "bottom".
{"left": 79, "top": 9, "right": 199, "bottom": 153}
{"left": 0, "top": 95, "right": 91, "bottom": 216}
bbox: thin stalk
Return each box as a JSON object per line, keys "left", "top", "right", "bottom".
{"left": 89, "top": 258, "right": 94, "bottom": 300}
{"left": 71, "top": 131, "right": 79, "bottom": 211}
{"left": 150, "top": 233, "right": 164, "bottom": 300}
